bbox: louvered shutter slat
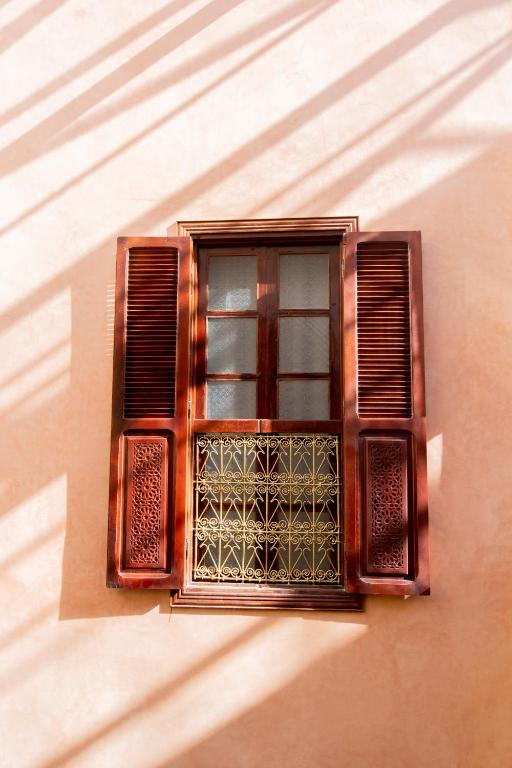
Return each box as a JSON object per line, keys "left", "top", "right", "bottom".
{"left": 107, "top": 237, "right": 191, "bottom": 589}
{"left": 124, "top": 248, "right": 178, "bottom": 419}
{"left": 356, "top": 241, "right": 412, "bottom": 419}
{"left": 343, "top": 231, "right": 429, "bottom": 596}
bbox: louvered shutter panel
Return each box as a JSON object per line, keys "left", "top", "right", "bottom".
{"left": 343, "top": 232, "right": 429, "bottom": 595}
{"left": 107, "top": 237, "right": 191, "bottom": 588}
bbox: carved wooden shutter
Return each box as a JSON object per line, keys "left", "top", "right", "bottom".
{"left": 343, "top": 231, "right": 429, "bottom": 595}
{"left": 107, "top": 237, "right": 191, "bottom": 588}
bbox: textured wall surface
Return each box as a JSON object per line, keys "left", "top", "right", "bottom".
{"left": 1, "top": 1, "right": 512, "bottom": 766}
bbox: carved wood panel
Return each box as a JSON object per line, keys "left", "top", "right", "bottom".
{"left": 123, "top": 436, "right": 169, "bottom": 569}
{"left": 360, "top": 434, "right": 410, "bottom": 577}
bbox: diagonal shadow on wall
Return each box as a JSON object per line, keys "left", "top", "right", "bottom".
{"left": 0, "top": 0, "right": 510, "bottom": 629}
{"left": 1, "top": 1, "right": 512, "bottom": 765}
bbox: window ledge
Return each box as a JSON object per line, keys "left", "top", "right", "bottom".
{"left": 171, "top": 584, "right": 364, "bottom": 611}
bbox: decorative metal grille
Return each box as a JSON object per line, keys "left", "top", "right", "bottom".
{"left": 193, "top": 434, "right": 342, "bottom": 584}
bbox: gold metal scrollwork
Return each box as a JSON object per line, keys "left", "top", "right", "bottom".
{"left": 193, "top": 434, "right": 342, "bottom": 585}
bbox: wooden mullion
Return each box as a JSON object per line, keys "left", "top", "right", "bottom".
{"left": 277, "top": 373, "right": 331, "bottom": 380}
{"left": 264, "top": 247, "right": 279, "bottom": 420}
{"left": 206, "top": 310, "right": 258, "bottom": 317}
{"left": 257, "top": 249, "right": 269, "bottom": 418}
{"left": 206, "top": 373, "right": 258, "bottom": 381}
{"left": 192, "top": 418, "right": 343, "bottom": 434}
{"left": 259, "top": 419, "right": 342, "bottom": 433}
{"left": 278, "top": 309, "right": 330, "bottom": 317}
{"left": 192, "top": 419, "right": 260, "bottom": 433}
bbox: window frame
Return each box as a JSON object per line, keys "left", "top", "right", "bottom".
{"left": 171, "top": 217, "right": 363, "bottom": 610}
{"left": 195, "top": 243, "right": 340, "bottom": 421}
{"left": 107, "top": 218, "right": 429, "bottom": 609}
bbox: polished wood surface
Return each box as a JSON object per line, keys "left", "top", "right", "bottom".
{"left": 107, "top": 236, "right": 191, "bottom": 589}
{"left": 171, "top": 584, "right": 363, "bottom": 611}
{"left": 179, "top": 224, "right": 353, "bottom": 610}
{"left": 343, "top": 231, "right": 429, "bottom": 596}
{"left": 108, "top": 219, "right": 429, "bottom": 607}
{"left": 175, "top": 216, "right": 359, "bottom": 238}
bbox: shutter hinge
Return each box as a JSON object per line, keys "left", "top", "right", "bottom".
{"left": 187, "top": 398, "right": 191, "bottom": 417}
{"left": 185, "top": 539, "right": 189, "bottom": 561}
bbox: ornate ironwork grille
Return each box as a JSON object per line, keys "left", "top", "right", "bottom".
{"left": 193, "top": 434, "right": 342, "bottom": 584}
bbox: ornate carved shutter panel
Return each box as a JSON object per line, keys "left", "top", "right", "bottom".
{"left": 343, "top": 232, "right": 429, "bottom": 595}
{"left": 107, "top": 237, "right": 191, "bottom": 588}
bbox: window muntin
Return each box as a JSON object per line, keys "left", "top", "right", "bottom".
{"left": 198, "top": 244, "right": 339, "bottom": 421}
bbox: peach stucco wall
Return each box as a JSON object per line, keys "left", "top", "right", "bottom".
{"left": 2, "top": 1, "right": 512, "bottom": 766}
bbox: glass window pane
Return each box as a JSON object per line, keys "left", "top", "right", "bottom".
{"left": 207, "top": 381, "right": 256, "bottom": 418}
{"left": 208, "top": 255, "right": 257, "bottom": 310}
{"left": 279, "top": 380, "right": 329, "bottom": 420}
{"left": 207, "top": 318, "right": 257, "bottom": 373}
{"left": 279, "top": 253, "right": 329, "bottom": 309}
{"left": 279, "top": 316, "right": 329, "bottom": 373}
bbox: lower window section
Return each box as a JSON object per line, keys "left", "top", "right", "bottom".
{"left": 193, "top": 433, "right": 342, "bottom": 585}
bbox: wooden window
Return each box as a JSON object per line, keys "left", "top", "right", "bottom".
{"left": 195, "top": 244, "right": 339, "bottom": 421}
{"left": 107, "top": 219, "right": 429, "bottom": 610}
